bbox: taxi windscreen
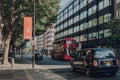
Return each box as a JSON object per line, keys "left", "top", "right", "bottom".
{"left": 94, "top": 50, "right": 115, "bottom": 58}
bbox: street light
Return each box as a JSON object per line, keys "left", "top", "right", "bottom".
{"left": 0, "top": 14, "right": 4, "bottom": 47}
{"left": 0, "top": 15, "right": 2, "bottom": 20}
{"left": 32, "top": 0, "right": 36, "bottom": 69}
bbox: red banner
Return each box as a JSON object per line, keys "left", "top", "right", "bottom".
{"left": 24, "top": 17, "right": 32, "bottom": 40}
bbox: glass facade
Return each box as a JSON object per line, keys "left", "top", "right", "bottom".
{"left": 55, "top": 0, "right": 115, "bottom": 48}
{"left": 117, "top": 0, "right": 120, "bottom": 3}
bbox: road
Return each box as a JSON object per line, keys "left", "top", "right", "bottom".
{"left": 27, "top": 55, "right": 120, "bottom": 80}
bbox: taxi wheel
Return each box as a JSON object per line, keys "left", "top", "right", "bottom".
{"left": 86, "top": 68, "right": 92, "bottom": 77}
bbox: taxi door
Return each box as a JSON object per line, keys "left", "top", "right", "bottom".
{"left": 73, "top": 51, "right": 84, "bottom": 70}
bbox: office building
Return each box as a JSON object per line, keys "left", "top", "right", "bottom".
{"left": 37, "top": 26, "right": 55, "bottom": 51}
{"left": 55, "top": 0, "right": 120, "bottom": 48}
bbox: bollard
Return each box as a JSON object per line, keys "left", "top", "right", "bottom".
{"left": 11, "top": 58, "right": 14, "bottom": 69}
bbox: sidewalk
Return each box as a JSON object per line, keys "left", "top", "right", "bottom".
{"left": 0, "top": 56, "right": 67, "bottom": 80}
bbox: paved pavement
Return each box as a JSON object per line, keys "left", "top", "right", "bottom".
{"left": 0, "top": 55, "right": 67, "bottom": 80}
{"left": 0, "top": 55, "right": 120, "bottom": 80}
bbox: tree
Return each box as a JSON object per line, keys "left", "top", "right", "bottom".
{"left": 0, "top": 0, "right": 60, "bottom": 64}
{"left": 0, "top": 0, "right": 33, "bottom": 64}
{"left": 105, "top": 19, "right": 120, "bottom": 48}
{"left": 35, "top": 0, "right": 60, "bottom": 35}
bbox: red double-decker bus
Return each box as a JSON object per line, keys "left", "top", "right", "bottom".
{"left": 50, "top": 38, "right": 78, "bottom": 60}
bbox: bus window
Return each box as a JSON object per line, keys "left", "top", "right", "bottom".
{"left": 51, "top": 38, "right": 78, "bottom": 60}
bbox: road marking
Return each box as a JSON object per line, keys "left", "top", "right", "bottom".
{"left": 24, "top": 69, "right": 34, "bottom": 80}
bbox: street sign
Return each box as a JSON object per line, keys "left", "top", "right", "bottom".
{"left": 24, "top": 17, "right": 32, "bottom": 40}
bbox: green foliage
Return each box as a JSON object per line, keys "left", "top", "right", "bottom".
{"left": 35, "top": 0, "right": 60, "bottom": 33}
{"left": 1, "top": 0, "right": 60, "bottom": 47}
{"left": 105, "top": 19, "right": 120, "bottom": 47}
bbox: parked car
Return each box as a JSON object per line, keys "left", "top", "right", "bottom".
{"left": 35, "top": 52, "right": 43, "bottom": 60}
{"left": 71, "top": 48, "right": 119, "bottom": 77}
{"left": 0, "top": 52, "right": 15, "bottom": 58}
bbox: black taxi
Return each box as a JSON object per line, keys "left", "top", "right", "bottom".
{"left": 71, "top": 48, "right": 119, "bottom": 77}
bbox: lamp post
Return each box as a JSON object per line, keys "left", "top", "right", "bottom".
{"left": 0, "top": 15, "right": 1, "bottom": 21}
{"left": 0, "top": 14, "right": 4, "bottom": 47}
{"left": 32, "top": 0, "right": 35, "bottom": 69}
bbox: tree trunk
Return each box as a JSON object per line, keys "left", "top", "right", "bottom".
{"left": 0, "top": 27, "right": 3, "bottom": 47}
{"left": 2, "top": 32, "right": 12, "bottom": 65}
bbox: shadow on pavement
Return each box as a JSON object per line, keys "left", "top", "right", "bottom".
{"left": 0, "top": 69, "right": 67, "bottom": 80}
{"left": 35, "top": 61, "right": 70, "bottom": 65}
{"left": 49, "top": 68, "right": 119, "bottom": 80}
{"left": 15, "top": 57, "right": 32, "bottom": 64}
{"left": 49, "top": 68, "right": 86, "bottom": 80}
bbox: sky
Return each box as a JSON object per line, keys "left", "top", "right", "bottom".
{"left": 60, "top": 0, "right": 71, "bottom": 11}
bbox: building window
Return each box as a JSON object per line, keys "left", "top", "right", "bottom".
{"left": 83, "top": 0, "right": 87, "bottom": 7}
{"left": 88, "top": 7, "right": 92, "bottom": 16}
{"left": 69, "top": 19, "right": 71, "bottom": 26}
{"left": 80, "top": 11, "right": 87, "bottom": 20}
{"left": 88, "top": 0, "right": 93, "bottom": 3}
{"left": 77, "top": 36, "right": 80, "bottom": 42}
{"left": 99, "top": 1, "right": 104, "bottom": 10}
{"left": 77, "top": 25, "right": 79, "bottom": 32}
{"left": 77, "top": 5, "right": 80, "bottom": 11}
{"left": 104, "top": 13, "right": 111, "bottom": 22}
{"left": 64, "top": 14, "right": 67, "bottom": 19}
{"left": 80, "top": 13, "right": 83, "bottom": 20}
{"left": 74, "top": 26, "right": 77, "bottom": 33}
{"left": 83, "top": 34, "right": 87, "bottom": 41}
{"left": 104, "top": 0, "right": 110, "bottom": 8}
{"left": 69, "top": 4, "right": 73, "bottom": 10}
{"left": 116, "top": 9, "right": 120, "bottom": 18}
{"left": 74, "top": 0, "right": 77, "bottom": 7}
{"left": 68, "top": 29, "right": 70, "bottom": 35}
{"left": 80, "top": 0, "right": 87, "bottom": 9}
{"left": 83, "top": 23, "right": 88, "bottom": 30}
{"left": 93, "top": 32, "right": 98, "bottom": 39}
{"left": 77, "top": 15, "right": 80, "bottom": 22}
{"left": 92, "top": 5, "right": 97, "bottom": 14}
{"left": 74, "top": 16, "right": 76, "bottom": 23}
{"left": 70, "top": 28, "right": 73, "bottom": 34}
{"left": 80, "top": 34, "right": 87, "bottom": 41}
{"left": 64, "top": 30, "right": 67, "bottom": 36}
{"left": 88, "top": 5, "right": 97, "bottom": 16}
{"left": 61, "top": 24, "right": 63, "bottom": 30}
{"left": 88, "top": 20, "right": 92, "bottom": 28}
{"left": 88, "top": 32, "right": 98, "bottom": 40}
{"left": 68, "top": 28, "right": 73, "bottom": 35}
{"left": 84, "top": 11, "right": 87, "bottom": 18}
{"left": 71, "top": 18, "right": 73, "bottom": 25}
{"left": 74, "top": 6, "right": 77, "bottom": 13}
{"left": 88, "top": 33, "right": 92, "bottom": 40}
{"left": 99, "top": 30, "right": 104, "bottom": 38}
{"left": 80, "top": 24, "right": 83, "bottom": 31}
{"left": 71, "top": 10, "right": 73, "bottom": 15}
{"left": 99, "top": 16, "right": 104, "bottom": 24}
{"left": 104, "top": 29, "right": 111, "bottom": 37}
{"left": 74, "top": 36, "right": 80, "bottom": 42}
{"left": 92, "top": 19, "right": 97, "bottom": 26}
{"left": 64, "top": 22, "right": 67, "bottom": 28}
{"left": 74, "top": 26, "right": 79, "bottom": 33}
{"left": 58, "top": 26, "right": 60, "bottom": 31}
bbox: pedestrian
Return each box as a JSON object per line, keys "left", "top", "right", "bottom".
{"left": 41, "top": 49, "right": 44, "bottom": 55}
{"left": 44, "top": 49, "right": 48, "bottom": 56}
